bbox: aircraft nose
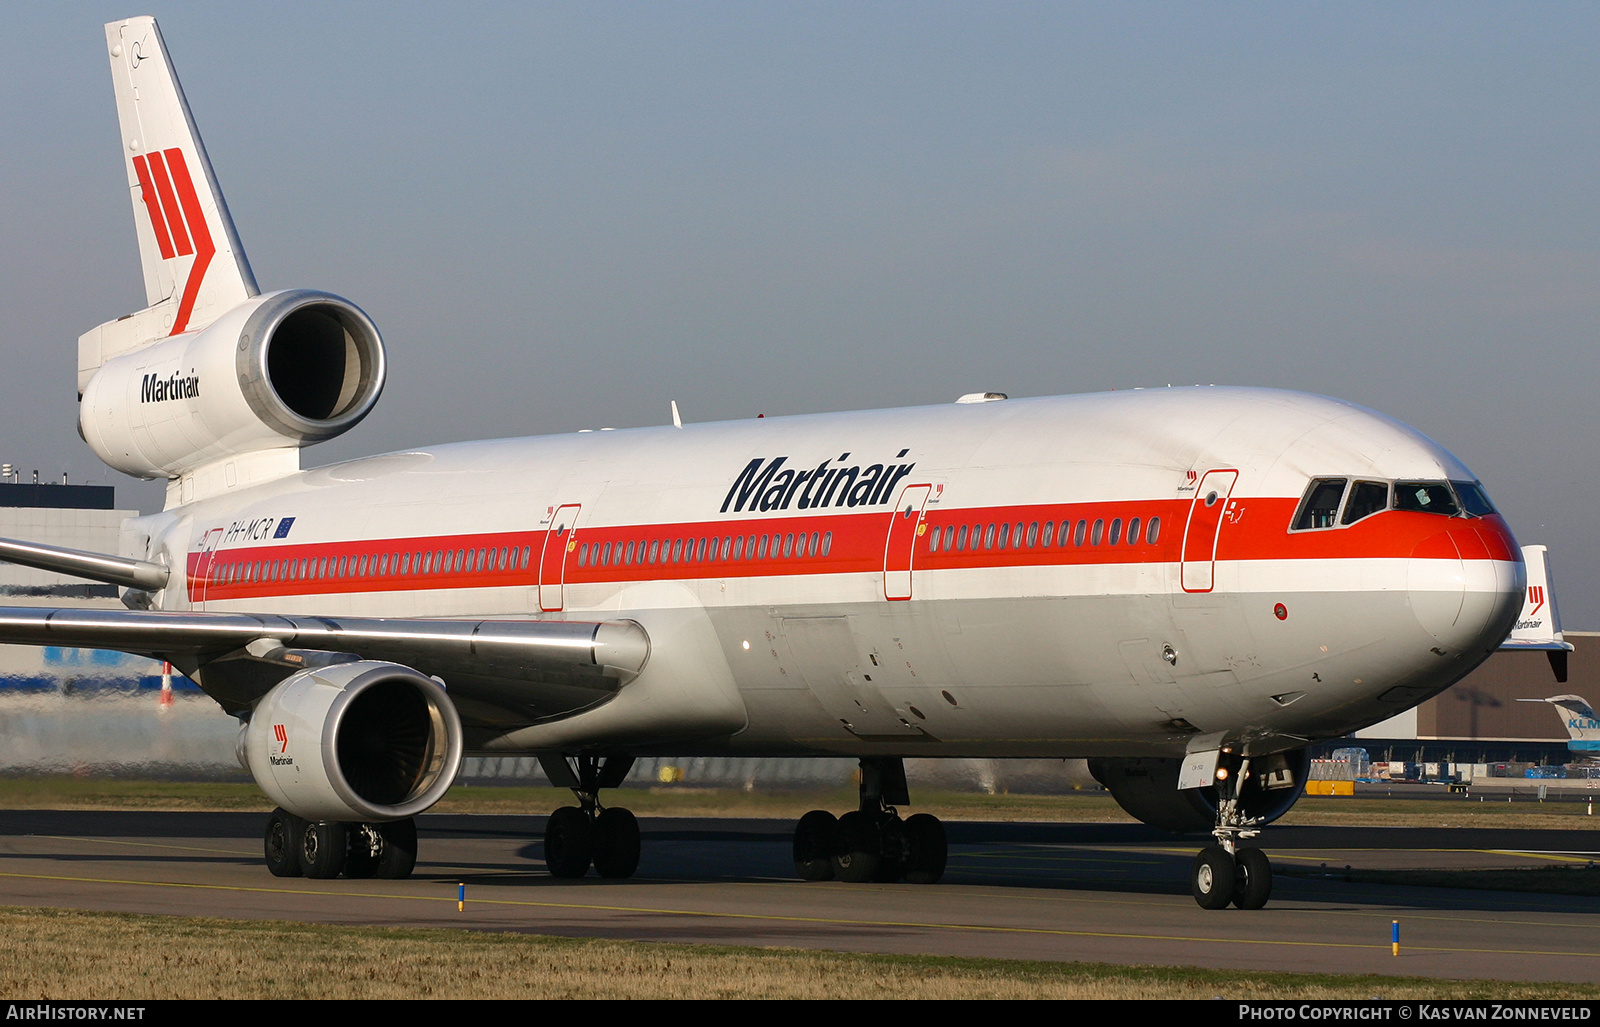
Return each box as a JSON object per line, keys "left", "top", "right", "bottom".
{"left": 1407, "top": 518, "right": 1524, "bottom": 654}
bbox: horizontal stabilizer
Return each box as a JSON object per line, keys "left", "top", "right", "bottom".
{"left": 1500, "top": 544, "right": 1572, "bottom": 653}
{"left": 0, "top": 537, "right": 169, "bottom": 592}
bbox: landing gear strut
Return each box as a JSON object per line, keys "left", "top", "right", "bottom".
{"left": 1191, "top": 755, "right": 1273, "bottom": 910}
{"left": 792, "top": 757, "right": 947, "bottom": 884}
{"left": 539, "top": 754, "right": 641, "bottom": 879}
{"left": 262, "top": 808, "right": 417, "bottom": 880}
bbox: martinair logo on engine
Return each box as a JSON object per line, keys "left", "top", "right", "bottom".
{"left": 139, "top": 368, "right": 200, "bottom": 403}
{"left": 270, "top": 724, "right": 292, "bottom": 766}
{"left": 721, "top": 451, "right": 916, "bottom": 514}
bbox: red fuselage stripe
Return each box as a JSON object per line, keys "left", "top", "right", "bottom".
{"left": 186, "top": 496, "right": 1518, "bottom": 601}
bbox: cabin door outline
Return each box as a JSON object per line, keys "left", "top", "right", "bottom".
{"left": 191, "top": 527, "right": 225, "bottom": 609}
{"left": 538, "top": 504, "right": 582, "bottom": 612}
{"left": 1180, "top": 469, "right": 1239, "bottom": 593}
{"left": 883, "top": 484, "right": 933, "bottom": 601}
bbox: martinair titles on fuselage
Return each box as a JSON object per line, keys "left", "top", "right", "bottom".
{"left": 721, "top": 453, "right": 917, "bottom": 514}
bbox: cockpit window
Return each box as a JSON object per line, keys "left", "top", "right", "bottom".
{"left": 1394, "top": 482, "right": 1459, "bottom": 516}
{"left": 1293, "top": 478, "right": 1347, "bottom": 530}
{"left": 1341, "top": 481, "right": 1389, "bottom": 525}
{"left": 1451, "top": 481, "right": 1496, "bottom": 517}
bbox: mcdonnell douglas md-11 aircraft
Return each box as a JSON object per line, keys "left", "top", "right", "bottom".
{"left": 0, "top": 18, "right": 1528, "bottom": 909}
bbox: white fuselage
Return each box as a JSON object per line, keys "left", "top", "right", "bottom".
{"left": 133, "top": 386, "right": 1523, "bottom": 760}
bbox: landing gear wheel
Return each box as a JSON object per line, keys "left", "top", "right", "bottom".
{"left": 375, "top": 819, "right": 417, "bottom": 879}
{"left": 831, "top": 810, "right": 881, "bottom": 884}
{"left": 300, "top": 821, "right": 348, "bottom": 879}
{"left": 264, "top": 809, "right": 305, "bottom": 878}
{"left": 545, "top": 806, "right": 593, "bottom": 879}
{"left": 873, "top": 816, "right": 907, "bottom": 882}
{"left": 904, "top": 813, "right": 947, "bottom": 884}
{"left": 793, "top": 810, "right": 838, "bottom": 881}
{"left": 1192, "top": 845, "right": 1237, "bottom": 910}
{"left": 344, "top": 823, "right": 382, "bottom": 879}
{"left": 592, "top": 807, "right": 641, "bottom": 879}
{"left": 1233, "top": 846, "right": 1272, "bottom": 910}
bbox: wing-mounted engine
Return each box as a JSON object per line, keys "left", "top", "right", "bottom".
{"left": 79, "top": 289, "right": 385, "bottom": 482}
{"left": 238, "top": 656, "right": 463, "bottom": 823}
{"left": 1088, "top": 750, "right": 1310, "bottom": 834}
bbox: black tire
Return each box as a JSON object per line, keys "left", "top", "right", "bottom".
{"left": 264, "top": 809, "right": 304, "bottom": 878}
{"left": 1233, "top": 847, "right": 1272, "bottom": 910}
{"left": 793, "top": 810, "right": 837, "bottom": 881}
{"left": 904, "top": 813, "right": 947, "bottom": 885}
{"left": 831, "top": 810, "right": 881, "bottom": 884}
{"left": 545, "top": 806, "right": 593, "bottom": 879}
{"left": 1192, "top": 844, "right": 1237, "bottom": 910}
{"left": 300, "top": 821, "right": 348, "bottom": 879}
{"left": 344, "top": 823, "right": 382, "bottom": 879}
{"left": 592, "top": 807, "right": 641, "bottom": 879}
{"left": 375, "top": 819, "right": 418, "bottom": 880}
{"left": 873, "top": 816, "right": 907, "bottom": 882}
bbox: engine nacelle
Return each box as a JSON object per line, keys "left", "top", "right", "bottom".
{"left": 1088, "top": 750, "right": 1310, "bottom": 834}
{"left": 80, "top": 289, "right": 384, "bottom": 478}
{"left": 239, "top": 660, "right": 463, "bottom": 823}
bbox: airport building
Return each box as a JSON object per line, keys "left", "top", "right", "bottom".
{"left": 1347, "top": 635, "right": 1596, "bottom": 769}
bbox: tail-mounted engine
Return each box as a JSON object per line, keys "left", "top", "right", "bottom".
{"left": 1088, "top": 750, "right": 1310, "bottom": 834}
{"left": 238, "top": 659, "right": 462, "bottom": 823}
{"left": 79, "top": 289, "right": 385, "bottom": 479}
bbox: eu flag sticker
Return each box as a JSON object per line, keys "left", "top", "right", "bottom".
{"left": 273, "top": 517, "right": 295, "bottom": 539}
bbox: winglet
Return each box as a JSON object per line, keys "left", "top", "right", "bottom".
{"left": 81, "top": 17, "right": 258, "bottom": 388}
{"left": 1500, "top": 544, "right": 1573, "bottom": 682}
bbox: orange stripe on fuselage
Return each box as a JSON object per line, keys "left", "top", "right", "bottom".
{"left": 184, "top": 497, "right": 1518, "bottom": 602}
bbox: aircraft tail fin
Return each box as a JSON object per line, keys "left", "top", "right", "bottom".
{"left": 1499, "top": 544, "right": 1573, "bottom": 682}
{"left": 81, "top": 17, "right": 258, "bottom": 390}
{"left": 1517, "top": 695, "right": 1600, "bottom": 752}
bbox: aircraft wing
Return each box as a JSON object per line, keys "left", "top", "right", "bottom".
{"left": 0, "top": 606, "right": 649, "bottom": 726}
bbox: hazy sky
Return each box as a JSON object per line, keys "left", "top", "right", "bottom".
{"left": 5, "top": 4, "right": 1599, "bottom": 623}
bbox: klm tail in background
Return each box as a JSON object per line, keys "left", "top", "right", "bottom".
{"left": 1517, "top": 695, "right": 1600, "bottom": 763}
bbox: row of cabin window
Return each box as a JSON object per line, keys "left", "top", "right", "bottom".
{"left": 205, "top": 545, "right": 534, "bottom": 586}
{"left": 928, "top": 516, "right": 1162, "bottom": 554}
{"left": 577, "top": 531, "right": 835, "bottom": 569}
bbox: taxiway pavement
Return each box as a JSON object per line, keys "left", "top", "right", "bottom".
{"left": 1, "top": 811, "right": 1596, "bottom": 984}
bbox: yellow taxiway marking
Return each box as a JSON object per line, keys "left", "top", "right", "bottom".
{"left": 0, "top": 869, "right": 1594, "bottom": 960}
{"left": 31, "top": 834, "right": 252, "bottom": 858}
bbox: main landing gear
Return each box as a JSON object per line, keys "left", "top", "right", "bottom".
{"left": 793, "top": 757, "right": 947, "bottom": 884}
{"left": 263, "top": 808, "right": 417, "bottom": 880}
{"left": 1191, "top": 755, "right": 1273, "bottom": 910}
{"left": 538, "top": 754, "right": 642, "bottom": 879}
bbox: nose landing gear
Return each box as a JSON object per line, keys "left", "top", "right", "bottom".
{"left": 791, "top": 757, "right": 948, "bottom": 884}
{"left": 1191, "top": 755, "right": 1274, "bottom": 910}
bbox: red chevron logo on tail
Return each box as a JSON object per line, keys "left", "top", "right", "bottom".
{"left": 131, "top": 146, "right": 215, "bottom": 336}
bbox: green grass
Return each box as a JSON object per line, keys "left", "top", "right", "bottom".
{"left": 1, "top": 906, "right": 1594, "bottom": 1000}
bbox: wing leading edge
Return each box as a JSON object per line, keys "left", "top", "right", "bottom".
{"left": 0, "top": 606, "right": 649, "bottom": 727}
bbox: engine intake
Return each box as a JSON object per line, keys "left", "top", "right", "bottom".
{"left": 239, "top": 661, "right": 462, "bottom": 823}
{"left": 238, "top": 291, "right": 384, "bottom": 442}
